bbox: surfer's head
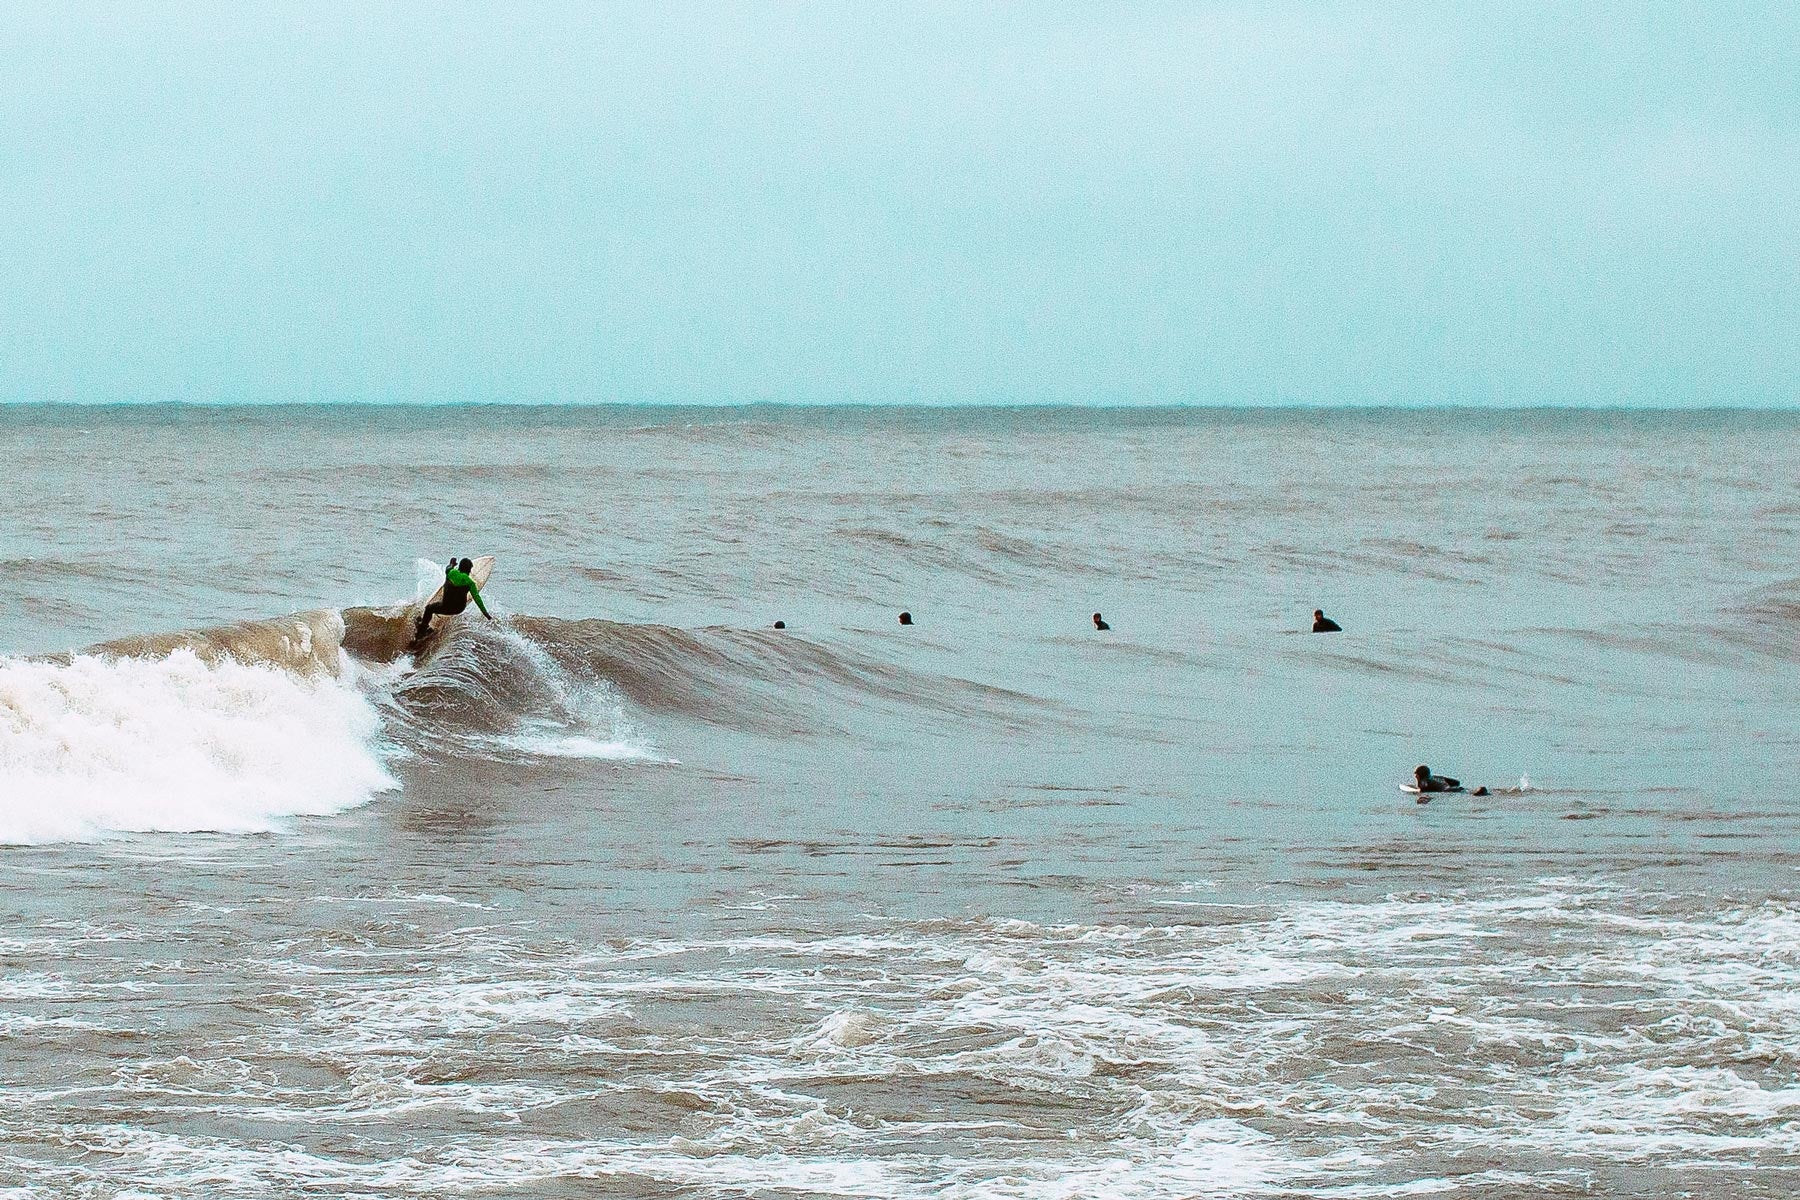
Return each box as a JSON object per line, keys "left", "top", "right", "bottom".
{"left": 1314, "top": 609, "right": 1325, "bottom": 621}
{"left": 773, "top": 620, "right": 786, "bottom": 629}
{"left": 898, "top": 611, "right": 913, "bottom": 626}
{"left": 458, "top": 558, "right": 473, "bottom": 572}
{"left": 1414, "top": 764, "right": 1431, "bottom": 783}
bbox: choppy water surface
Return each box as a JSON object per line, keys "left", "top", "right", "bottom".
{"left": 4, "top": 405, "right": 1799, "bottom": 1196}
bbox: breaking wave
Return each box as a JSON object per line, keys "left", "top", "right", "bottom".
{"left": 502, "top": 615, "right": 1051, "bottom": 733}
{"left": 376, "top": 620, "right": 663, "bottom": 764}
{"left": 342, "top": 605, "right": 1049, "bottom": 735}
{"left": 0, "top": 648, "right": 395, "bottom": 845}
{"left": 3, "top": 600, "right": 1042, "bottom": 843}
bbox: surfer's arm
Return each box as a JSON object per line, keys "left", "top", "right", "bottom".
{"left": 469, "top": 581, "right": 492, "bottom": 619}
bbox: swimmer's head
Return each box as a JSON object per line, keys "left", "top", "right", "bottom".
{"left": 898, "top": 611, "right": 913, "bottom": 626}
{"left": 458, "top": 558, "right": 473, "bottom": 572}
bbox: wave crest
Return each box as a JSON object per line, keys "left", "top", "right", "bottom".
{"left": 81, "top": 609, "right": 350, "bottom": 677}
{"left": 0, "top": 649, "right": 395, "bottom": 844}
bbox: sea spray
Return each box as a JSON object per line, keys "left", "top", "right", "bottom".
{"left": 385, "top": 619, "right": 663, "bottom": 763}
{"left": 0, "top": 649, "right": 395, "bottom": 843}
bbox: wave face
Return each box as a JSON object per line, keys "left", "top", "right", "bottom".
{"left": 81, "top": 609, "right": 352, "bottom": 676}
{"left": 2, "top": 600, "right": 1037, "bottom": 843}
{"left": 0, "top": 613, "right": 671, "bottom": 843}
{"left": 377, "top": 618, "right": 662, "bottom": 763}
{"left": 504, "top": 615, "right": 1048, "bottom": 733}
{"left": 0, "top": 648, "right": 394, "bottom": 844}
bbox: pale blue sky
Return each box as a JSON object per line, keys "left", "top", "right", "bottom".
{"left": 2, "top": 3, "right": 1795, "bottom": 405}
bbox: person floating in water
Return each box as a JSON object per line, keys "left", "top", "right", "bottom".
{"left": 1092, "top": 612, "right": 1110, "bottom": 631}
{"left": 898, "top": 611, "right": 913, "bottom": 626}
{"left": 1412, "top": 764, "right": 1463, "bottom": 794}
{"left": 1312, "top": 609, "right": 1341, "bottom": 633}
{"left": 414, "top": 557, "right": 493, "bottom": 640}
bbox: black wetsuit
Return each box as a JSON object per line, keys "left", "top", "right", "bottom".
{"left": 415, "top": 566, "right": 490, "bottom": 637}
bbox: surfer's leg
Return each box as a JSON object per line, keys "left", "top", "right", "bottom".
{"left": 415, "top": 602, "right": 446, "bottom": 638}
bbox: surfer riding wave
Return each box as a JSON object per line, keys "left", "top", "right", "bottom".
{"left": 415, "top": 557, "right": 493, "bottom": 641}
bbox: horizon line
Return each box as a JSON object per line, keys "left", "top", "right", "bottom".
{"left": 2, "top": 398, "right": 1798, "bottom": 415}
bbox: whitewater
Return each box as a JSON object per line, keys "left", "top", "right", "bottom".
{"left": 3, "top": 404, "right": 1799, "bottom": 1197}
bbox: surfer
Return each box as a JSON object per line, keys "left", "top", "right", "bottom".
{"left": 1093, "top": 612, "right": 1110, "bottom": 631}
{"left": 899, "top": 611, "right": 913, "bottom": 626}
{"left": 414, "top": 557, "right": 493, "bottom": 640}
{"left": 1412, "top": 764, "right": 1463, "bottom": 793}
{"left": 1312, "top": 609, "right": 1341, "bottom": 633}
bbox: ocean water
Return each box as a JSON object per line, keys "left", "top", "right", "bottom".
{"left": 3, "top": 404, "right": 1799, "bottom": 1197}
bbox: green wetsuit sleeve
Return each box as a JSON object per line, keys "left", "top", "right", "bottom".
{"left": 468, "top": 580, "right": 491, "bottom": 618}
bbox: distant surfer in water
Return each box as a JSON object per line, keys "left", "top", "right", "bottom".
{"left": 1092, "top": 612, "right": 1110, "bottom": 631}
{"left": 1312, "top": 609, "right": 1341, "bottom": 633}
{"left": 1412, "top": 764, "right": 1463, "bottom": 793}
{"left": 898, "top": 611, "right": 913, "bottom": 626}
{"left": 414, "top": 557, "right": 493, "bottom": 640}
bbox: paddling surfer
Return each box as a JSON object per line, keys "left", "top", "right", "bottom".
{"left": 1412, "top": 764, "right": 1463, "bottom": 793}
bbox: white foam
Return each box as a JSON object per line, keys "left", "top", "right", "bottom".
{"left": 499, "top": 729, "right": 668, "bottom": 761}
{"left": 490, "top": 624, "right": 666, "bottom": 762}
{"left": 0, "top": 649, "right": 396, "bottom": 844}
{"left": 11, "top": 884, "right": 1800, "bottom": 1194}
{"left": 813, "top": 1008, "right": 883, "bottom": 1049}
{"left": 413, "top": 556, "right": 444, "bottom": 601}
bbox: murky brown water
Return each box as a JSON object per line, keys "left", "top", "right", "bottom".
{"left": 3, "top": 405, "right": 1799, "bottom": 1196}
